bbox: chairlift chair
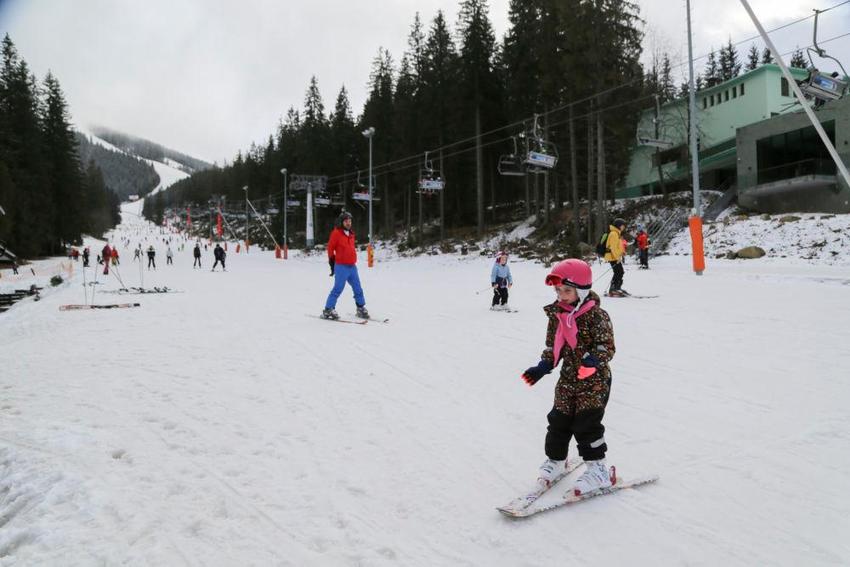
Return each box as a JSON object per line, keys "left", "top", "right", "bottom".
{"left": 522, "top": 115, "right": 558, "bottom": 173}
{"left": 418, "top": 151, "right": 445, "bottom": 194}
{"left": 798, "top": 9, "right": 849, "bottom": 106}
{"left": 498, "top": 137, "right": 527, "bottom": 176}
{"left": 314, "top": 193, "right": 332, "bottom": 207}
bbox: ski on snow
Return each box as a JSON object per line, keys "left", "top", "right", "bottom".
{"left": 496, "top": 458, "right": 583, "bottom": 516}
{"left": 499, "top": 470, "right": 659, "bottom": 518}
{"left": 59, "top": 303, "right": 141, "bottom": 311}
{"left": 306, "top": 314, "right": 368, "bottom": 325}
{"left": 605, "top": 293, "right": 659, "bottom": 299}
{"left": 346, "top": 313, "right": 390, "bottom": 323}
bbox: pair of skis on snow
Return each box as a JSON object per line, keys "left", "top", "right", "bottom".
{"left": 497, "top": 459, "right": 658, "bottom": 518}
{"left": 308, "top": 314, "right": 389, "bottom": 325}
{"left": 59, "top": 303, "right": 140, "bottom": 311}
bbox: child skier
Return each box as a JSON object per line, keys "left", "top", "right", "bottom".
{"left": 490, "top": 251, "right": 513, "bottom": 311}
{"left": 520, "top": 258, "right": 617, "bottom": 496}
{"left": 635, "top": 226, "right": 650, "bottom": 269}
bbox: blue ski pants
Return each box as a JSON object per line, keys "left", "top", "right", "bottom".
{"left": 325, "top": 263, "right": 365, "bottom": 309}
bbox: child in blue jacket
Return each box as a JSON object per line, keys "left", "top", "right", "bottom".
{"left": 490, "top": 251, "right": 513, "bottom": 310}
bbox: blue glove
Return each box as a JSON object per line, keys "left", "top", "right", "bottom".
{"left": 581, "top": 352, "right": 600, "bottom": 368}
{"left": 578, "top": 352, "right": 600, "bottom": 380}
{"left": 521, "top": 359, "right": 554, "bottom": 386}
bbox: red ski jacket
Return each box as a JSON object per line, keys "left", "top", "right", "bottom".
{"left": 102, "top": 245, "right": 112, "bottom": 259}
{"left": 327, "top": 227, "right": 357, "bottom": 265}
{"left": 636, "top": 233, "right": 649, "bottom": 250}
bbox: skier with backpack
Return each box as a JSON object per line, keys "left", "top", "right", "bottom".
{"left": 520, "top": 259, "right": 617, "bottom": 496}
{"left": 596, "top": 218, "right": 628, "bottom": 296}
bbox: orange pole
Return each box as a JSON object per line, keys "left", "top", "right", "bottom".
{"left": 689, "top": 215, "right": 705, "bottom": 275}
{"left": 367, "top": 244, "right": 374, "bottom": 268}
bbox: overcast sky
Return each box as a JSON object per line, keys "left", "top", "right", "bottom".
{"left": 1, "top": 0, "right": 848, "bottom": 165}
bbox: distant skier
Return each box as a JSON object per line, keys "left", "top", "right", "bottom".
{"left": 82, "top": 247, "right": 90, "bottom": 267}
{"left": 11, "top": 260, "right": 19, "bottom": 275}
{"left": 635, "top": 226, "right": 650, "bottom": 270}
{"left": 211, "top": 244, "right": 226, "bottom": 271}
{"left": 166, "top": 246, "right": 174, "bottom": 265}
{"left": 603, "top": 218, "right": 627, "bottom": 296}
{"left": 111, "top": 247, "right": 119, "bottom": 266}
{"left": 146, "top": 245, "right": 156, "bottom": 270}
{"left": 321, "top": 211, "right": 368, "bottom": 320}
{"left": 490, "top": 251, "right": 513, "bottom": 311}
{"left": 193, "top": 243, "right": 202, "bottom": 269}
{"left": 520, "top": 259, "right": 616, "bottom": 496}
{"left": 101, "top": 243, "right": 112, "bottom": 275}
{"left": 133, "top": 248, "right": 141, "bottom": 262}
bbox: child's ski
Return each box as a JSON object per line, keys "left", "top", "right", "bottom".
{"left": 605, "top": 293, "right": 658, "bottom": 299}
{"left": 499, "top": 473, "right": 659, "bottom": 518}
{"left": 496, "top": 458, "right": 583, "bottom": 516}
{"left": 59, "top": 303, "right": 140, "bottom": 311}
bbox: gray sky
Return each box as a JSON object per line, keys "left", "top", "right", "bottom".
{"left": 1, "top": 0, "right": 848, "bottom": 165}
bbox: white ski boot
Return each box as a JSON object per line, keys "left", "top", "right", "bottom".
{"left": 537, "top": 458, "right": 567, "bottom": 488}
{"left": 573, "top": 459, "right": 613, "bottom": 495}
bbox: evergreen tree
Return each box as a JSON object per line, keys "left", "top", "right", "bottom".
{"left": 659, "top": 53, "right": 675, "bottom": 102}
{"left": 761, "top": 47, "right": 774, "bottom": 65}
{"left": 456, "top": 0, "right": 500, "bottom": 232}
{"left": 746, "top": 44, "right": 760, "bottom": 71}
{"left": 789, "top": 48, "right": 807, "bottom": 69}
{"left": 704, "top": 49, "right": 719, "bottom": 86}
{"left": 41, "top": 71, "right": 84, "bottom": 249}
{"left": 719, "top": 38, "right": 741, "bottom": 81}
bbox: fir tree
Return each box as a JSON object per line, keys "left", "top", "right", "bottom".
{"left": 704, "top": 49, "right": 719, "bottom": 86}
{"left": 718, "top": 38, "right": 741, "bottom": 81}
{"left": 746, "top": 44, "right": 760, "bottom": 71}
{"left": 789, "top": 48, "right": 807, "bottom": 69}
{"left": 761, "top": 47, "right": 774, "bottom": 65}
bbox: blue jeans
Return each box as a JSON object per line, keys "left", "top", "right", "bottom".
{"left": 325, "top": 263, "right": 365, "bottom": 309}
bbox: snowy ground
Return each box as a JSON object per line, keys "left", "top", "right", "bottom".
{"left": 1, "top": 203, "right": 849, "bottom": 566}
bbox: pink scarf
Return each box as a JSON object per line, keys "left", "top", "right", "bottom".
{"left": 553, "top": 299, "right": 596, "bottom": 366}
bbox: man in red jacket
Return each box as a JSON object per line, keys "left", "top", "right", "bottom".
{"left": 322, "top": 212, "right": 369, "bottom": 320}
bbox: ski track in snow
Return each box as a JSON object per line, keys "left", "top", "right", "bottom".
{"left": 1, "top": 203, "right": 849, "bottom": 565}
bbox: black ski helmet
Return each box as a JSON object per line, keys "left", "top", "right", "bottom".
{"left": 613, "top": 218, "right": 626, "bottom": 229}
{"left": 338, "top": 211, "right": 353, "bottom": 226}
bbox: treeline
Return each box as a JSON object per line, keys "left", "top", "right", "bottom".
{"left": 90, "top": 126, "right": 212, "bottom": 173}
{"left": 0, "top": 34, "right": 121, "bottom": 258}
{"left": 151, "top": 0, "right": 646, "bottom": 246}
{"left": 76, "top": 132, "right": 160, "bottom": 200}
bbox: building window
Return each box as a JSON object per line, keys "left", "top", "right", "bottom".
{"left": 740, "top": 82, "right": 745, "bottom": 96}
{"left": 733, "top": 86, "right": 738, "bottom": 98}
{"left": 725, "top": 90, "right": 729, "bottom": 101}
{"left": 710, "top": 94, "right": 715, "bottom": 106}
{"left": 781, "top": 77, "right": 789, "bottom": 96}
{"left": 703, "top": 97, "right": 708, "bottom": 109}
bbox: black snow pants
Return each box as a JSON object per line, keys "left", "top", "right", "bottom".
{"left": 545, "top": 406, "right": 608, "bottom": 462}
{"left": 609, "top": 261, "right": 624, "bottom": 292}
{"left": 492, "top": 286, "right": 508, "bottom": 306}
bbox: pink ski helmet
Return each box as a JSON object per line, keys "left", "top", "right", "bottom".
{"left": 545, "top": 259, "right": 592, "bottom": 289}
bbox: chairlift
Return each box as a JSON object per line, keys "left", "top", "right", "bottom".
{"left": 352, "top": 171, "right": 380, "bottom": 202}
{"left": 799, "top": 9, "right": 849, "bottom": 106}
{"left": 498, "top": 136, "right": 527, "bottom": 176}
{"left": 330, "top": 190, "right": 345, "bottom": 206}
{"left": 522, "top": 115, "right": 558, "bottom": 173}
{"left": 314, "top": 193, "right": 331, "bottom": 207}
{"left": 418, "top": 151, "right": 445, "bottom": 194}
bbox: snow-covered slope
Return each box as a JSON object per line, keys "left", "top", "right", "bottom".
{"left": 0, "top": 204, "right": 848, "bottom": 565}
{"left": 667, "top": 211, "right": 850, "bottom": 266}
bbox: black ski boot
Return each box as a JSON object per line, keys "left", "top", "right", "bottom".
{"left": 355, "top": 305, "right": 370, "bottom": 319}
{"left": 321, "top": 308, "right": 339, "bottom": 320}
